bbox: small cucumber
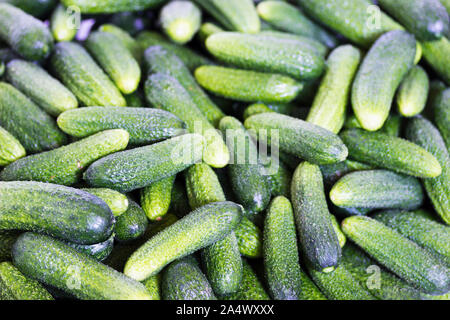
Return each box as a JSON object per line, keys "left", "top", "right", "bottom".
{"left": 330, "top": 170, "right": 424, "bottom": 210}
{"left": 342, "top": 216, "right": 450, "bottom": 295}
{"left": 66, "top": 234, "right": 114, "bottom": 262}
{"left": 0, "top": 129, "right": 129, "bottom": 186}
{"left": 341, "top": 129, "right": 442, "bottom": 178}
{"left": 421, "top": 37, "right": 450, "bottom": 86}
{"left": 115, "top": 199, "right": 148, "bottom": 242}
{"left": 433, "top": 88, "right": 450, "bottom": 149}
{"left": 234, "top": 216, "right": 263, "bottom": 259}
{"left": 0, "top": 181, "right": 114, "bottom": 244}
{"left": 98, "top": 24, "right": 141, "bottom": 62}
{"left": 84, "top": 134, "right": 204, "bottom": 193}
{"left": 81, "top": 188, "right": 129, "bottom": 217}
{"left": 140, "top": 175, "right": 175, "bottom": 221}
{"left": 195, "top": 65, "right": 303, "bottom": 104}
{"left": 0, "top": 125, "right": 25, "bottom": 166}
{"left": 50, "top": 4, "right": 77, "bottom": 42}
{"left": 50, "top": 41, "right": 126, "bottom": 107}
{"left": 142, "top": 275, "right": 161, "bottom": 300}
{"left": 159, "top": 1, "right": 201, "bottom": 44}
{"left": 61, "top": 0, "right": 166, "bottom": 13}
{"left": 12, "top": 232, "right": 152, "bottom": 300}
{"left": 397, "top": 66, "right": 430, "bottom": 117}
{"left": 352, "top": 31, "right": 416, "bottom": 131}
{"left": 6, "top": 59, "right": 78, "bottom": 116}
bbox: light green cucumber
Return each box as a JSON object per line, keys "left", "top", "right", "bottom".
{"left": 331, "top": 215, "right": 346, "bottom": 248}
{"left": 140, "top": 175, "right": 175, "bottom": 221}
{"left": 81, "top": 188, "right": 129, "bottom": 217}
{"left": 0, "top": 125, "right": 25, "bottom": 166}
{"left": 142, "top": 275, "right": 161, "bottom": 300}
{"left": 98, "top": 24, "right": 141, "bottom": 62}
{"left": 397, "top": 66, "right": 430, "bottom": 117}
{"left": 234, "top": 216, "right": 263, "bottom": 259}
{"left": 50, "top": 4, "right": 77, "bottom": 42}
{"left": 159, "top": 1, "right": 201, "bottom": 44}
{"left": 61, "top": 0, "right": 167, "bottom": 13}
{"left": 115, "top": 199, "right": 148, "bottom": 242}
{"left": 198, "top": 22, "right": 223, "bottom": 45}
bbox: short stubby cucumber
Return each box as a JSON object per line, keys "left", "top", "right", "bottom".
{"left": 61, "top": 0, "right": 167, "bottom": 13}
{"left": 159, "top": 1, "right": 201, "bottom": 45}
{"left": 50, "top": 4, "right": 77, "bottom": 42}
{"left": 114, "top": 200, "right": 148, "bottom": 242}
{"left": 396, "top": 66, "right": 430, "bottom": 117}
{"left": 140, "top": 175, "right": 175, "bottom": 221}
{"left": 0, "top": 125, "right": 25, "bottom": 167}
{"left": 81, "top": 188, "right": 129, "bottom": 217}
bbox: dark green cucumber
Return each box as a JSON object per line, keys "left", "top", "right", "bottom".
{"left": 342, "top": 216, "right": 450, "bottom": 295}
{"left": 12, "top": 232, "right": 152, "bottom": 300}
{"left": 421, "top": 37, "right": 450, "bottom": 86}
{"left": 219, "top": 116, "right": 271, "bottom": 213}
{"left": 124, "top": 201, "right": 243, "bottom": 281}
{"left": 143, "top": 275, "right": 161, "bottom": 300}
{"left": 298, "top": 0, "right": 403, "bottom": 47}
{"left": 0, "top": 3, "right": 53, "bottom": 60}
{"left": 406, "top": 116, "right": 450, "bottom": 224}
{"left": 378, "top": 0, "right": 449, "bottom": 40}
{"left": 84, "top": 133, "right": 204, "bottom": 193}
{"left": 50, "top": 4, "right": 77, "bottom": 42}
{"left": 341, "top": 129, "right": 442, "bottom": 178}
{"left": 50, "top": 41, "right": 126, "bottom": 107}
{"left": 170, "top": 180, "right": 190, "bottom": 218}
{"left": 159, "top": 0, "right": 201, "bottom": 44}
{"left": 0, "top": 181, "right": 114, "bottom": 244}
{"left": 162, "top": 256, "right": 216, "bottom": 300}
{"left": 61, "top": 0, "right": 167, "bottom": 13}
{"left": 115, "top": 199, "right": 148, "bottom": 242}
{"left": 0, "top": 231, "right": 19, "bottom": 262}
{"left": 244, "top": 113, "right": 348, "bottom": 165}
{"left": 6, "top": 59, "right": 78, "bottom": 116}
{"left": 140, "top": 175, "right": 174, "bottom": 221}
{"left": 397, "top": 66, "right": 430, "bottom": 117}
{"left": 265, "top": 159, "right": 291, "bottom": 198}
{"left": 306, "top": 45, "right": 361, "bottom": 134}
{"left": 66, "top": 234, "right": 114, "bottom": 262}
{"left": 1, "top": 0, "right": 57, "bottom": 18}
{"left": 0, "top": 261, "right": 53, "bottom": 300}
{"left": 352, "top": 31, "right": 416, "bottom": 131}
{"left": 57, "top": 107, "right": 185, "bottom": 146}
{"left": 195, "top": 65, "right": 303, "bottom": 104}
{"left": 291, "top": 162, "right": 341, "bottom": 272}
{"left": 145, "top": 73, "right": 229, "bottom": 168}
{"left": 433, "top": 88, "right": 450, "bottom": 149}
{"left": 193, "top": 0, "right": 260, "bottom": 34}
{"left": 330, "top": 170, "right": 424, "bottom": 210}
{"left": 234, "top": 216, "right": 263, "bottom": 259}
{"left": 0, "top": 125, "right": 25, "bottom": 166}
{"left": 144, "top": 45, "right": 225, "bottom": 127}
{"left": 81, "top": 188, "right": 128, "bottom": 217}
{"left": 98, "top": 24, "right": 141, "bottom": 62}
{"left": 0, "top": 82, "right": 67, "bottom": 153}
{"left": 86, "top": 31, "right": 141, "bottom": 95}
{"left": 256, "top": 1, "right": 338, "bottom": 48}
{"left": 264, "top": 196, "right": 302, "bottom": 300}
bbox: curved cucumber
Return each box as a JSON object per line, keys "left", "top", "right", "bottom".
{"left": 140, "top": 175, "right": 175, "bottom": 221}
{"left": 397, "top": 66, "right": 430, "bottom": 117}
{"left": 81, "top": 188, "right": 129, "bottom": 217}
{"left": 0, "top": 125, "right": 25, "bottom": 166}
{"left": 115, "top": 200, "right": 148, "bottom": 242}
{"left": 61, "top": 0, "right": 166, "bottom": 13}
{"left": 159, "top": 1, "right": 201, "bottom": 44}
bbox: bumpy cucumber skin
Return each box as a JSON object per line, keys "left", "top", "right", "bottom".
{"left": 12, "top": 233, "right": 152, "bottom": 300}
{"left": 234, "top": 216, "right": 263, "bottom": 258}
{"left": 81, "top": 188, "right": 129, "bottom": 217}
{"left": 125, "top": 201, "right": 243, "bottom": 281}
{"left": 0, "top": 181, "right": 114, "bottom": 245}
{"left": 352, "top": 31, "right": 416, "bottom": 131}
{"left": 306, "top": 45, "right": 361, "bottom": 134}
{"left": 206, "top": 32, "right": 325, "bottom": 81}
{"left": 263, "top": 196, "right": 302, "bottom": 300}
{"left": 347, "top": 114, "right": 403, "bottom": 137}
{"left": 85, "top": 31, "right": 141, "bottom": 94}
{"left": 0, "top": 261, "right": 53, "bottom": 300}
{"left": 144, "top": 45, "right": 225, "bottom": 127}
{"left": 6, "top": 59, "right": 78, "bottom": 116}
{"left": 0, "top": 3, "right": 53, "bottom": 61}
{"left": 265, "top": 159, "right": 291, "bottom": 198}
{"left": 141, "top": 175, "right": 174, "bottom": 221}
{"left": 193, "top": 0, "right": 260, "bottom": 34}
{"left": 0, "top": 82, "right": 67, "bottom": 154}
{"left": 115, "top": 200, "right": 148, "bottom": 243}
{"left": 342, "top": 216, "right": 450, "bottom": 295}
{"left": 66, "top": 234, "right": 114, "bottom": 262}
{"left": 406, "top": 117, "right": 450, "bottom": 224}
{"left": 99, "top": 24, "right": 141, "bottom": 62}
{"left": 219, "top": 116, "right": 271, "bottom": 213}
{"left": 195, "top": 65, "right": 303, "bottom": 104}
{"left": 397, "top": 66, "right": 430, "bottom": 117}
{"left": 50, "top": 4, "right": 77, "bottom": 42}
{"left": 0, "top": 125, "right": 25, "bottom": 166}
{"left": 244, "top": 113, "right": 348, "bottom": 165}
{"left": 291, "top": 162, "right": 341, "bottom": 272}
{"left": 142, "top": 275, "right": 161, "bottom": 300}
{"left": 330, "top": 170, "right": 424, "bottom": 210}
{"left": 341, "top": 129, "right": 442, "bottom": 178}
{"left": 61, "top": 0, "right": 166, "bottom": 13}
{"left": 50, "top": 42, "right": 126, "bottom": 107}
{"left": 378, "top": 0, "right": 449, "bottom": 41}
{"left": 145, "top": 73, "right": 229, "bottom": 168}
{"left": 84, "top": 134, "right": 204, "bottom": 193}
{"left": 299, "top": 269, "right": 327, "bottom": 300}
{"left": 433, "top": 88, "right": 450, "bottom": 149}
{"left": 0, "top": 129, "right": 129, "bottom": 186}
{"left": 421, "top": 37, "right": 450, "bottom": 86}
{"left": 0, "top": 231, "right": 19, "bottom": 262}
{"left": 162, "top": 257, "right": 216, "bottom": 300}
{"left": 160, "top": 1, "right": 201, "bottom": 45}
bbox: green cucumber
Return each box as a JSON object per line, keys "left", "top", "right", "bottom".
{"left": 57, "top": 107, "right": 185, "bottom": 146}
{"left": 306, "top": 45, "right": 361, "bottom": 134}
{"left": 12, "top": 232, "right": 152, "bottom": 300}
{"left": 331, "top": 215, "right": 347, "bottom": 248}
{"left": 144, "top": 45, "right": 225, "bottom": 127}
{"left": 265, "top": 159, "right": 291, "bottom": 198}
{"left": 0, "top": 261, "right": 53, "bottom": 300}
{"left": 206, "top": 32, "right": 324, "bottom": 81}
{"left": 433, "top": 88, "right": 450, "bottom": 149}
{"left": 193, "top": 0, "right": 260, "bottom": 34}
{"left": 142, "top": 275, "right": 161, "bottom": 300}
{"left": 342, "top": 216, "right": 450, "bottom": 294}
{"left": 345, "top": 114, "right": 403, "bottom": 136}
{"left": 219, "top": 116, "right": 271, "bottom": 213}
{"left": 115, "top": 199, "right": 148, "bottom": 242}
{"left": 0, "top": 231, "right": 19, "bottom": 262}
{"left": 145, "top": 73, "right": 229, "bottom": 168}
{"left": 406, "top": 116, "right": 450, "bottom": 224}
{"left": 352, "top": 30, "right": 416, "bottom": 131}
{"left": 0, "top": 129, "right": 129, "bottom": 186}
{"left": 341, "top": 129, "right": 442, "bottom": 178}
{"left": 330, "top": 170, "right": 424, "bottom": 210}
{"left": 50, "top": 4, "right": 77, "bottom": 42}
{"left": 0, "top": 82, "right": 67, "bottom": 153}
{"left": 61, "top": 0, "right": 167, "bottom": 13}
{"left": 244, "top": 113, "right": 348, "bottom": 165}
{"left": 84, "top": 133, "right": 204, "bottom": 193}
{"left": 195, "top": 65, "right": 303, "bottom": 104}
{"left": 377, "top": 0, "right": 449, "bottom": 40}
{"left": 159, "top": 1, "right": 201, "bottom": 44}
{"left": 124, "top": 201, "right": 243, "bottom": 281}
{"left": 0, "top": 181, "right": 114, "bottom": 244}
{"left": 0, "top": 125, "right": 25, "bottom": 166}
{"left": 234, "top": 216, "right": 263, "bottom": 259}
{"left": 1, "top": 0, "right": 57, "bottom": 18}
{"left": 141, "top": 175, "right": 175, "bottom": 221}
{"left": 421, "top": 37, "right": 450, "bottom": 86}
{"left": 299, "top": 269, "right": 327, "bottom": 300}
{"left": 264, "top": 196, "right": 302, "bottom": 300}
{"left": 0, "top": 3, "right": 53, "bottom": 60}
{"left": 66, "top": 234, "right": 114, "bottom": 262}
{"left": 81, "top": 188, "right": 129, "bottom": 217}
{"left": 397, "top": 66, "right": 430, "bottom": 117}
{"left": 98, "top": 24, "right": 141, "bottom": 62}
{"left": 198, "top": 22, "right": 223, "bottom": 45}
{"left": 50, "top": 41, "right": 126, "bottom": 107}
